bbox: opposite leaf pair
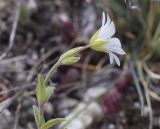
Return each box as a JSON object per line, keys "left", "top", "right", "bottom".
{"left": 36, "top": 74, "right": 55, "bottom": 104}
{"left": 33, "top": 74, "right": 64, "bottom": 129}
{"left": 33, "top": 105, "right": 64, "bottom": 129}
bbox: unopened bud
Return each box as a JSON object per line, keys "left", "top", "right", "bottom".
{"left": 60, "top": 47, "right": 84, "bottom": 61}
{"left": 61, "top": 56, "right": 80, "bottom": 65}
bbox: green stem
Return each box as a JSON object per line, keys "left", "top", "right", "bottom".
{"left": 45, "top": 60, "right": 61, "bottom": 83}
{"left": 39, "top": 103, "right": 44, "bottom": 129}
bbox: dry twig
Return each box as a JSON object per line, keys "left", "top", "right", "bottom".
{"left": 0, "top": 1, "right": 20, "bottom": 60}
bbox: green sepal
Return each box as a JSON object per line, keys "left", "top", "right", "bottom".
{"left": 90, "top": 39, "right": 106, "bottom": 51}
{"left": 89, "top": 30, "right": 99, "bottom": 45}
{"left": 89, "top": 30, "right": 107, "bottom": 52}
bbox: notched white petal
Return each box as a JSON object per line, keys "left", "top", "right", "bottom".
{"left": 104, "top": 45, "right": 126, "bottom": 55}
{"left": 98, "top": 21, "right": 115, "bottom": 40}
{"left": 108, "top": 38, "right": 121, "bottom": 47}
{"left": 98, "top": 13, "right": 113, "bottom": 40}
{"left": 101, "top": 12, "right": 106, "bottom": 27}
{"left": 109, "top": 52, "right": 114, "bottom": 64}
{"left": 104, "top": 38, "right": 126, "bottom": 55}
{"left": 105, "top": 22, "right": 115, "bottom": 38}
{"left": 109, "top": 53, "right": 120, "bottom": 66}
{"left": 106, "top": 14, "right": 111, "bottom": 27}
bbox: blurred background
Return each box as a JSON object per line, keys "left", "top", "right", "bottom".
{"left": 0, "top": 0, "right": 160, "bottom": 129}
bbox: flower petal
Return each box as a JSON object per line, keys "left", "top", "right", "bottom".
{"left": 106, "top": 14, "right": 111, "bottom": 27}
{"left": 98, "top": 21, "right": 115, "bottom": 40}
{"left": 109, "top": 52, "right": 114, "bottom": 64}
{"left": 101, "top": 12, "right": 106, "bottom": 27}
{"left": 108, "top": 38, "right": 121, "bottom": 47}
{"left": 109, "top": 52, "right": 120, "bottom": 66}
{"left": 105, "top": 22, "right": 115, "bottom": 38}
{"left": 103, "top": 38, "right": 126, "bottom": 55}
{"left": 105, "top": 46, "right": 126, "bottom": 55}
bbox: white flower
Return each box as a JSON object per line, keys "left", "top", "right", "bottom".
{"left": 90, "top": 12, "right": 126, "bottom": 66}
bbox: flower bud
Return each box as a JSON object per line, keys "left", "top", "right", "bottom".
{"left": 59, "top": 47, "right": 85, "bottom": 65}
{"left": 61, "top": 56, "right": 80, "bottom": 65}
{"left": 59, "top": 47, "right": 84, "bottom": 61}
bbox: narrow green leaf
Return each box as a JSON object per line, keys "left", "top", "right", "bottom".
{"left": 33, "top": 105, "right": 45, "bottom": 128}
{"left": 36, "top": 74, "right": 46, "bottom": 104}
{"left": 45, "top": 86, "right": 55, "bottom": 102}
{"left": 130, "top": 61, "right": 144, "bottom": 116}
{"left": 41, "top": 118, "right": 65, "bottom": 129}
{"left": 20, "top": 5, "right": 29, "bottom": 23}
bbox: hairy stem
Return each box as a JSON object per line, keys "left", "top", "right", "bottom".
{"left": 45, "top": 60, "right": 61, "bottom": 83}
